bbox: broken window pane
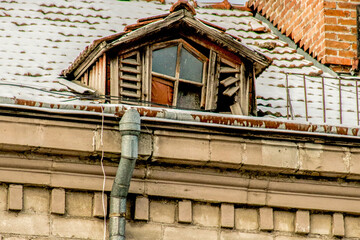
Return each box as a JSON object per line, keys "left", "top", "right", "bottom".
{"left": 152, "top": 46, "right": 177, "bottom": 77}
{"left": 179, "top": 47, "right": 203, "bottom": 83}
{"left": 177, "top": 82, "right": 201, "bottom": 110}
{"left": 151, "top": 76, "right": 174, "bottom": 106}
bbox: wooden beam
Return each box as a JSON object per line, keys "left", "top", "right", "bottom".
{"left": 220, "top": 76, "right": 239, "bottom": 87}
{"left": 223, "top": 86, "right": 239, "bottom": 97}
{"left": 230, "top": 102, "right": 243, "bottom": 115}
{"left": 205, "top": 50, "right": 218, "bottom": 110}
{"left": 110, "top": 55, "right": 119, "bottom": 104}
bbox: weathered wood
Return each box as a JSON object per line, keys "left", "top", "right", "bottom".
{"left": 230, "top": 102, "right": 243, "bottom": 115}
{"left": 200, "top": 61, "right": 207, "bottom": 108}
{"left": 181, "top": 41, "right": 207, "bottom": 61}
{"left": 152, "top": 40, "right": 180, "bottom": 51}
{"left": 179, "top": 78, "right": 203, "bottom": 87}
{"left": 214, "top": 54, "right": 220, "bottom": 107}
{"left": 89, "top": 65, "right": 95, "bottom": 91}
{"left": 81, "top": 70, "right": 89, "bottom": 86}
{"left": 110, "top": 9, "right": 269, "bottom": 68}
{"left": 110, "top": 55, "right": 119, "bottom": 103}
{"left": 223, "top": 85, "right": 239, "bottom": 97}
{"left": 143, "top": 46, "right": 152, "bottom": 102}
{"left": 152, "top": 71, "right": 177, "bottom": 82}
{"left": 205, "top": 50, "right": 217, "bottom": 110}
{"left": 220, "top": 67, "right": 239, "bottom": 74}
{"left": 238, "top": 63, "right": 249, "bottom": 115}
{"left": 122, "top": 51, "right": 139, "bottom": 59}
{"left": 100, "top": 54, "right": 107, "bottom": 95}
{"left": 182, "top": 17, "right": 270, "bottom": 67}
{"left": 120, "top": 90, "right": 141, "bottom": 98}
{"left": 119, "top": 50, "right": 142, "bottom": 101}
{"left": 73, "top": 41, "right": 107, "bottom": 80}
{"left": 94, "top": 61, "right": 99, "bottom": 91}
{"left": 120, "top": 58, "right": 140, "bottom": 66}
{"left": 120, "top": 83, "right": 141, "bottom": 90}
{"left": 109, "top": 10, "right": 187, "bottom": 56}
{"left": 250, "top": 64, "right": 257, "bottom": 116}
{"left": 220, "top": 76, "right": 239, "bottom": 87}
{"left": 135, "top": 52, "right": 142, "bottom": 97}
{"left": 171, "top": 42, "right": 183, "bottom": 107}
{"left": 68, "top": 6, "right": 270, "bottom": 87}
{"left": 220, "top": 57, "right": 238, "bottom": 69}
{"left": 184, "top": 34, "right": 243, "bottom": 65}
{"left": 121, "top": 75, "right": 141, "bottom": 82}
{"left": 119, "top": 66, "right": 141, "bottom": 74}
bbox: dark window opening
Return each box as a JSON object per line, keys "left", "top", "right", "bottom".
{"left": 216, "top": 81, "right": 233, "bottom": 113}
{"left": 177, "top": 82, "right": 201, "bottom": 110}
{"left": 151, "top": 40, "right": 207, "bottom": 109}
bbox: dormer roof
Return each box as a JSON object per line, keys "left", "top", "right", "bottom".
{"left": 62, "top": 0, "right": 271, "bottom": 80}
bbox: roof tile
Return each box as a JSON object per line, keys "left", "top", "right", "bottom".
{"left": 0, "top": 0, "right": 358, "bottom": 127}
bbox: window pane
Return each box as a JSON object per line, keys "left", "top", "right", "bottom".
{"left": 152, "top": 46, "right": 177, "bottom": 77}
{"left": 179, "top": 47, "right": 203, "bottom": 83}
{"left": 177, "top": 82, "right": 201, "bottom": 110}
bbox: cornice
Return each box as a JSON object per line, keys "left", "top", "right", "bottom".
{"left": 1, "top": 155, "right": 360, "bottom": 214}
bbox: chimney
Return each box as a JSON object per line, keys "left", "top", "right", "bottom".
{"left": 249, "top": 0, "right": 358, "bottom": 74}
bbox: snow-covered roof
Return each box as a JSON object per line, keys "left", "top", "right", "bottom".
{"left": 1, "top": 0, "right": 359, "bottom": 128}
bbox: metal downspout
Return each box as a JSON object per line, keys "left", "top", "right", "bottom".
{"left": 109, "top": 109, "right": 140, "bottom": 240}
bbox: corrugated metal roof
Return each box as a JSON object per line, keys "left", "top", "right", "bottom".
{"left": 0, "top": 0, "right": 359, "bottom": 128}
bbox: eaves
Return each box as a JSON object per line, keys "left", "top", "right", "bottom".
{"left": 1, "top": 100, "right": 360, "bottom": 146}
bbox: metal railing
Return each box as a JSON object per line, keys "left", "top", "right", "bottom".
{"left": 283, "top": 73, "right": 360, "bottom": 126}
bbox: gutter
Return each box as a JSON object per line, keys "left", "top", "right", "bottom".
{"left": 109, "top": 108, "right": 141, "bottom": 240}
{"left": 0, "top": 101, "right": 359, "bottom": 138}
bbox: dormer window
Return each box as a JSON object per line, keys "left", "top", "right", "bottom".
{"left": 62, "top": 1, "right": 271, "bottom": 116}
{"left": 151, "top": 40, "right": 207, "bottom": 109}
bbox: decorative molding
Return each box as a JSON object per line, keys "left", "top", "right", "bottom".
{"left": 0, "top": 155, "right": 360, "bottom": 214}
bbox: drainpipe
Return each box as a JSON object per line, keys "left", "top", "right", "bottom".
{"left": 109, "top": 109, "right": 140, "bottom": 240}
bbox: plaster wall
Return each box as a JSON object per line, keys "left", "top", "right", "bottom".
{"left": 0, "top": 185, "right": 359, "bottom": 239}
{"left": 0, "top": 114, "right": 360, "bottom": 239}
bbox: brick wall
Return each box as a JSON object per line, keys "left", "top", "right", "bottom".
{"left": 248, "top": 0, "right": 358, "bottom": 73}
{"left": 323, "top": 0, "right": 357, "bottom": 72}
{"left": 1, "top": 183, "right": 360, "bottom": 239}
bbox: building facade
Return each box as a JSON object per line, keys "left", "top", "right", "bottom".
{"left": 1, "top": 0, "right": 360, "bottom": 239}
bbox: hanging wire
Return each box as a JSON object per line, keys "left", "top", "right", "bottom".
{"left": 100, "top": 105, "right": 107, "bottom": 240}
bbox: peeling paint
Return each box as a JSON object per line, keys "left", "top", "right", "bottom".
{"left": 336, "top": 127, "right": 348, "bottom": 135}
{"left": 4, "top": 98, "right": 360, "bottom": 139}
{"left": 352, "top": 128, "right": 359, "bottom": 136}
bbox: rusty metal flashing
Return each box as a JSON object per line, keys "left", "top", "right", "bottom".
{"left": 1, "top": 97, "right": 360, "bottom": 140}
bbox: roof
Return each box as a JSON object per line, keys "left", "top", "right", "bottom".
{"left": 1, "top": 0, "right": 360, "bottom": 128}
{"left": 62, "top": 0, "right": 271, "bottom": 79}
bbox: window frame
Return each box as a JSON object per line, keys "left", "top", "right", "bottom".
{"left": 151, "top": 39, "right": 208, "bottom": 108}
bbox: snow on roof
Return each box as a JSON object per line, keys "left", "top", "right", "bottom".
{"left": 0, "top": 0, "right": 359, "bottom": 128}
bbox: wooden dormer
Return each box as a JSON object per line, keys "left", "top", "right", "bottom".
{"left": 62, "top": 0, "right": 271, "bottom": 115}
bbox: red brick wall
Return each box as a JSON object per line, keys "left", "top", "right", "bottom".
{"left": 323, "top": 0, "right": 357, "bottom": 72}
{"left": 248, "top": 0, "right": 359, "bottom": 73}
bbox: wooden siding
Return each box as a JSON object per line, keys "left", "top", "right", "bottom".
{"left": 80, "top": 54, "right": 107, "bottom": 95}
